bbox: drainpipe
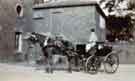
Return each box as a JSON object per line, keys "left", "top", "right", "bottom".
{"left": 15, "top": 31, "right": 23, "bottom": 61}
{"left": 16, "top": 32, "right": 23, "bottom": 53}
{"left": 18, "top": 32, "right": 23, "bottom": 53}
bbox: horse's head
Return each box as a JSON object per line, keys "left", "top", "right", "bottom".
{"left": 30, "top": 32, "right": 51, "bottom": 47}
{"left": 23, "top": 32, "right": 38, "bottom": 45}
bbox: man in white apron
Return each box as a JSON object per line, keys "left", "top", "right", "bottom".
{"left": 86, "top": 29, "right": 98, "bottom": 53}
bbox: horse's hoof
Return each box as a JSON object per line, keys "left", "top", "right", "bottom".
{"left": 67, "top": 70, "right": 72, "bottom": 73}
{"left": 50, "top": 71, "right": 53, "bottom": 74}
{"left": 75, "top": 69, "right": 80, "bottom": 72}
{"left": 45, "top": 68, "right": 49, "bottom": 73}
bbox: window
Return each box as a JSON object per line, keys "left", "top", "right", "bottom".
{"left": 33, "top": 0, "right": 52, "bottom": 5}
{"left": 16, "top": 3, "right": 23, "bottom": 17}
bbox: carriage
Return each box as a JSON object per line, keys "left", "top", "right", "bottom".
{"left": 75, "top": 41, "right": 120, "bottom": 74}
{"left": 26, "top": 32, "right": 120, "bottom": 74}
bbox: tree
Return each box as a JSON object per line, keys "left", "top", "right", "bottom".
{"left": 128, "top": 0, "right": 135, "bottom": 10}
{"left": 99, "top": 0, "right": 135, "bottom": 41}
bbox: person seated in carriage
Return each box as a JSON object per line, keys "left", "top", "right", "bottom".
{"left": 85, "top": 29, "right": 112, "bottom": 56}
{"left": 86, "top": 28, "right": 98, "bottom": 55}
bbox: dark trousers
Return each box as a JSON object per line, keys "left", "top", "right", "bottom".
{"left": 67, "top": 55, "right": 80, "bottom": 73}
{"left": 45, "top": 47, "right": 54, "bottom": 73}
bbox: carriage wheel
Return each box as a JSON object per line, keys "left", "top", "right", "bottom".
{"left": 85, "top": 55, "right": 100, "bottom": 74}
{"left": 104, "top": 53, "right": 119, "bottom": 74}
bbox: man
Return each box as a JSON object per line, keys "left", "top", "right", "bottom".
{"left": 44, "top": 37, "right": 54, "bottom": 73}
{"left": 86, "top": 29, "right": 98, "bottom": 53}
{"left": 53, "top": 35, "right": 65, "bottom": 65}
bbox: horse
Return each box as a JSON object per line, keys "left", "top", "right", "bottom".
{"left": 27, "top": 32, "right": 79, "bottom": 73}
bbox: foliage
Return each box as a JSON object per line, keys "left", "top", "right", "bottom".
{"left": 99, "top": 0, "right": 135, "bottom": 41}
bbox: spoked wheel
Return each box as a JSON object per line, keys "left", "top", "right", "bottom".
{"left": 104, "top": 53, "right": 119, "bottom": 74}
{"left": 85, "top": 55, "right": 100, "bottom": 74}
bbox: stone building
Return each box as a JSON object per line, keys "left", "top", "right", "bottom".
{"left": 0, "top": 0, "right": 18, "bottom": 61}
{"left": 32, "top": 0, "right": 106, "bottom": 44}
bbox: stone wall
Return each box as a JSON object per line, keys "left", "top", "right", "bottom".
{"left": 0, "top": 0, "right": 17, "bottom": 61}
{"left": 112, "top": 43, "right": 135, "bottom": 64}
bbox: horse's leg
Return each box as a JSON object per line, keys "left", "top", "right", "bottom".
{"left": 42, "top": 47, "right": 50, "bottom": 73}
{"left": 42, "top": 49, "right": 48, "bottom": 65}
{"left": 45, "top": 47, "right": 54, "bottom": 73}
{"left": 42, "top": 49, "right": 48, "bottom": 73}
{"left": 74, "top": 55, "right": 80, "bottom": 71}
{"left": 43, "top": 47, "right": 49, "bottom": 73}
{"left": 67, "top": 56, "right": 72, "bottom": 73}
